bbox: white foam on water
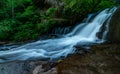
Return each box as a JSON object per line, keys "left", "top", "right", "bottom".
{"left": 0, "top": 7, "right": 117, "bottom": 63}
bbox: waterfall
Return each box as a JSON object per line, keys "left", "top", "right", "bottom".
{"left": 0, "top": 7, "right": 117, "bottom": 63}
{"left": 102, "top": 7, "right": 117, "bottom": 40}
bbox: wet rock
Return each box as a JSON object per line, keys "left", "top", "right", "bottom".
{"left": 0, "top": 61, "right": 56, "bottom": 74}
{"left": 44, "top": 68, "right": 57, "bottom": 74}
{"left": 39, "top": 34, "right": 63, "bottom": 40}
{"left": 107, "top": 7, "right": 120, "bottom": 43}
{"left": 0, "top": 42, "right": 6, "bottom": 45}
{"left": 75, "top": 41, "right": 97, "bottom": 47}
{"left": 74, "top": 42, "right": 95, "bottom": 54}
{"left": 0, "top": 44, "right": 20, "bottom": 51}
{"left": 56, "top": 44, "right": 120, "bottom": 74}
{"left": 0, "top": 44, "right": 120, "bottom": 74}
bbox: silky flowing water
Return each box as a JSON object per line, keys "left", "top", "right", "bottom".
{"left": 0, "top": 7, "right": 117, "bottom": 63}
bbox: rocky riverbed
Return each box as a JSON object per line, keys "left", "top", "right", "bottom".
{"left": 0, "top": 44, "right": 120, "bottom": 74}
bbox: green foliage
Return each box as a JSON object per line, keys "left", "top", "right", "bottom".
{"left": 13, "top": 30, "right": 39, "bottom": 41}
{"left": 62, "top": 0, "right": 116, "bottom": 19}
{"left": 40, "top": 7, "right": 57, "bottom": 20}
{"left": 11, "top": 6, "right": 57, "bottom": 41}
{"left": 46, "top": 7, "right": 57, "bottom": 17}
{"left": 0, "top": 0, "right": 117, "bottom": 42}
{"left": 96, "top": 0, "right": 116, "bottom": 10}
{"left": 21, "top": 6, "right": 34, "bottom": 17}
{"left": 12, "top": 22, "right": 38, "bottom": 41}
{"left": 0, "top": 20, "right": 12, "bottom": 40}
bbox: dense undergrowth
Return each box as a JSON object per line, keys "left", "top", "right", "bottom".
{"left": 0, "top": 0, "right": 118, "bottom": 42}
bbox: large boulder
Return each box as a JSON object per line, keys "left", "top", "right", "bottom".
{"left": 107, "top": 7, "right": 120, "bottom": 43}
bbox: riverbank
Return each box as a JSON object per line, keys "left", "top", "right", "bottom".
{"left": 0, "top": 44, "right": 120, "bottom": 74}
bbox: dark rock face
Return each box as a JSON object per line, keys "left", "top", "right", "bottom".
{"left": 56, "top": 44, "right": 120, "bottom": 74}
{"left": 107, "top": 7, "right": 120, "bottom": 43}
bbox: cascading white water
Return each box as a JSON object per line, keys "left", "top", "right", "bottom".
{"left": 0, "top": 7, "right": 117, "bottom": 63}
{"left": 102, "top": 7, "right": 117, "bottom": 40}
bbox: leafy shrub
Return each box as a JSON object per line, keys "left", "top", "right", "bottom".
{"left": 0, "top": 20, "right": 12, "bottom": 40}
{"left": 96, "top": 0, "right": 116, "bottom": 11}
{"left": 0, "top": 0, "right": 117, "bottom": 42}
{"left": 13, "top": 30, "right": 39, "bottom": 41}
{"left": 62, "top": 0, "right": 116, "bottom": 19}
{"left": 46, "top": 7, "right": 57, "bottom": 17}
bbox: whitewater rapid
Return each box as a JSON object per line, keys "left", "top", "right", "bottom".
{"left": 0, "top": 7, "right": 117, "bottom": 63}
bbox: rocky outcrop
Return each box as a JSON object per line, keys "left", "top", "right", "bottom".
{"left": 56, "top": 44, "right": 120, "bottom": 74}
{"left": 0, "top": 44, "right": 120, "bottom": 74}
{"left": 0, "top": 61, "right": 57, "bottom": 74}
{"left": 107, "top": 7, "right": 120, "bottom": 43}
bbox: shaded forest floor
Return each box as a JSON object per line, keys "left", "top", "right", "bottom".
{"left": 0, "top": 44, "right": 120, "bottom": 74}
